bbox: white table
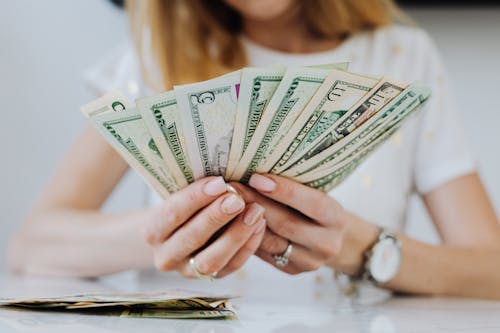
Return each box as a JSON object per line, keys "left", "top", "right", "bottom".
{"left": 1, "top": 270, "right": 499, "bottom": 333}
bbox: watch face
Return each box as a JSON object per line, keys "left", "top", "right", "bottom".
{"left": 369, "top": 237, "right": 401, "bottom": 283}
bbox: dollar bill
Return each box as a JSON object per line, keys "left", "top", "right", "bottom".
{"left": 303, "top": 136, "right": 384, "bottom": 192}
{"left": 286, "top": 84, "right": 428, "bottom": 178}
{"left": 287, "top": 83, "right": 431, "bottom": 179}
{"left": 230, "top": 66, "right": 332, "bottom": 183}
{"left": 225, "top": 66, "right": 285, "bottom": 180}
{"left": 298, "top": 120, "right": 410, "bottom": 192}
{"left": 90, "top": 108, "right": 179, "bottom": 197}
{"left": 279, "top": 79, "right": 407, "bottom": 172}
{"left": 65, "top": 297, "right": 225, "bottom": 309}
{"left": 29, "top": 291, "right": 230, "bottom": 304}
{"left": 81, "top": 92, "right": 178, "bottom": 197}
{"left": 259, "top": 69, "right": 378, "bottom": 174}
{"left": 137, "top": 91, "right": 194, "bottom": 188}
{"left": 0, "top": 291, "right": 236, "bottom": 319}
{"left": 80, "top": 89, "right": 129, "bottom": 118}
{"left": 174, "top": 70, "right": 241, "bottom": 179}
{"left": 120, "top": 308, "right": 236, "bottom": 319}
{"left": 306, "top": 87, "right": 429, "bottom": 177}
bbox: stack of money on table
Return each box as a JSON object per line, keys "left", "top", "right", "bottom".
{"left": 81, "top": 63, "right": 431, "bottom": 198}
{"left": 0, "top": 291, "right": 235, "bottom": 319}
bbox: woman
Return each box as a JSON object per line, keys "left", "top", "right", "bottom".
{"left": 8, "top": 0, "right": 500, "bottom": 299}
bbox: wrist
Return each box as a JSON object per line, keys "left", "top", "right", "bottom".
{"left": 330, "top": 211, "right": 380, "bottom": 275}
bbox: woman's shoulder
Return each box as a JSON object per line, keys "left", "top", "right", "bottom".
{"left": 351, "top": 24, "right": 442, "bottom": 82}
{"left": 376, "top": 24, "right": 430, "bottom": 40}
{"left": 369, "top": 24, "right": 435, "bottom": 53}
{"left": 83, "top": 41, "right": 149, "bottom": 99}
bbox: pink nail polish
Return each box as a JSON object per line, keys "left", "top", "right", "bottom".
{"left": 249, "top": 174, "right": 276, "bottom": 192}
{"left": 254, "top": 219, "right": 266, "bottom": 234}
{"left": 221, "top": 194, "right": 245, "bottom": 214}
{"left": 203, "top": 177, "right": 227, "bottom": 196}
{"left": 243, "top": 204, "right": 265, "bottom": 226}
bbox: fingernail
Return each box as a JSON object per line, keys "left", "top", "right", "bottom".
{"left": 249, "top": 174, "right": 276, "bottom": 192}
{"left": 254, "top": 219, "right": 266, "bottom": 234}
{"left": 203, "top": 177, "right": 227, "bottom": 196}
{"left": 221, "top": 194, "right": 245, "bottom": 214}
{"left": 226, "top": 183, "right": 239, "bottom": 194}
{"left": 243, "top": 203, "right": 265, "bottom": 226}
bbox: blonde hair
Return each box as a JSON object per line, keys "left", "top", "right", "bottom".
{"left": 127, "top": 0, "right": 405, "bottom": 91}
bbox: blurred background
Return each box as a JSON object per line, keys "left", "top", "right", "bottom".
{"left": 0, "top": 1, "right": 499, "bottom": 270}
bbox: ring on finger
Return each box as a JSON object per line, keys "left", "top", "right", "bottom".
{"left": 273, "top": 241, "right": 293, "bottom": 267}
{"left": 189, "top": 257, "right": 217, "bottom": 280}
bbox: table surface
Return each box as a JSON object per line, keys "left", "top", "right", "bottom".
{"left": 0, "top": 270, "right": 499, "bottom": 333}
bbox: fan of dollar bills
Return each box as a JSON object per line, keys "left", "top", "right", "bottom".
{"left": 81, "top": 63, "right": 431, "bottom": 198}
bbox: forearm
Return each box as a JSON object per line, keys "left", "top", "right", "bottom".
{"left": 385, "top": 234, "right": 500, "bottom": 299}
{"left": 7, "top": 209, "right": 153, "bottom": 278}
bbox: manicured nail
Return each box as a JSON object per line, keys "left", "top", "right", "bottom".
{"left": 243, "top": 203, "right": 265, "bottom": 226}
{"left": 226, "top": 184, "right": 239, "bottom": 194}
{"left": 221, "top": 194, "right": 245, "bottom": 214}
{"left": 254, "top": 219, "right": 266, "bottom": 234}
{"left": 203, "top": 177, "right": 227, "bottom": 196}
{"left": 249, "top": 174, "right": 276, "bottom": 192}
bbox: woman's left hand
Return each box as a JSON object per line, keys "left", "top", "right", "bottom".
{"left": 231, "top": 174, "right": 379, "bottom": 275}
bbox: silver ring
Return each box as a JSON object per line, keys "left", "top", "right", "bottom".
{"left": 273, "top": 242, "right": 293, "bottom": 267}
{"left": 189, "top": 257, "right": 217, "bottom": 279}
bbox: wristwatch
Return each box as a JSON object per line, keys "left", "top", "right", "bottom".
{"left": 335, "top": 228, "right": 401, "bottom": 295}
{"left": 364, "top": 229, "right": 402, "bottom": 284}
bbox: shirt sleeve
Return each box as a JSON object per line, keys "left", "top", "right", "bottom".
{"left": 82, "top": 43, "right": 148, "bottom": 101}
{"left": 413, "top": 33, "right": 477, "bottom": 194}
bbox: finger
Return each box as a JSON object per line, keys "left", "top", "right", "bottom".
{"left": 153, "top": 192, "right": 246, "bottom": 271}
{"left": 175, "top": 257, "right": 198, "bottom": 278}
{"left": 192, "top": 203, "right": 266, "bottom": 275}
{"left": 259, "top": 230, "right": 323, "bottom": 271}
{"left": 248, "top": 174, "right": 344, "bottom": 225}
{"left": 256, "top": 245, "right": 323, "bottom": 274}
{"left": 176, "top": 217, "right": 266, "bottom": 279}
{"left": 261, "top": 214, "right": 343, "bottom": 260}
{"left": 255, "top": 249, "right": 300, "bottom": 275}
{"left": 230, "top": 182, "right": 327, "bottom": 250}
{"left": 144, "top": 176, "right": 230, "bottom": 244}
{"left": 259, "top": 229, "right": 288, "bottom": 254}
{"left": 215, "top": 218, "right": 266, "bottom": 279}
{"left": 234, "top": 183, "right": 345, "bottom": 261}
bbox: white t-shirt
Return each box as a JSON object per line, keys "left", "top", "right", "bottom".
{"left": 85, "top": 25, "right": 476, "bottom": 290}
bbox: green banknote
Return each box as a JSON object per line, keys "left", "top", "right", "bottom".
{"left": 230, "top": 66, "right": 332, "bottom": 183}
{"left": 282, "top": 79, "right": 407, "bottom": 172}
{"left": 137, "top": 91, "right": 194, "bottom": 188}
{"left": 226, "top": 66, "right": 285, "bottom": 179}
{"left": 92, "top": 109, "right": 179, "bottom": 196}
{"left": 174, "top": 70, "right": 241, "bottom": 178}
{"left": 260, "top": 69, "right": 378, "bottom": 174}
{"left": 295, "top": 83, "right": 431, "bottom": 190}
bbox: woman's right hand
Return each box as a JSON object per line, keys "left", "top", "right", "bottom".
{"left": 142, "top": 176, "right": 266, "bottom": 278}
